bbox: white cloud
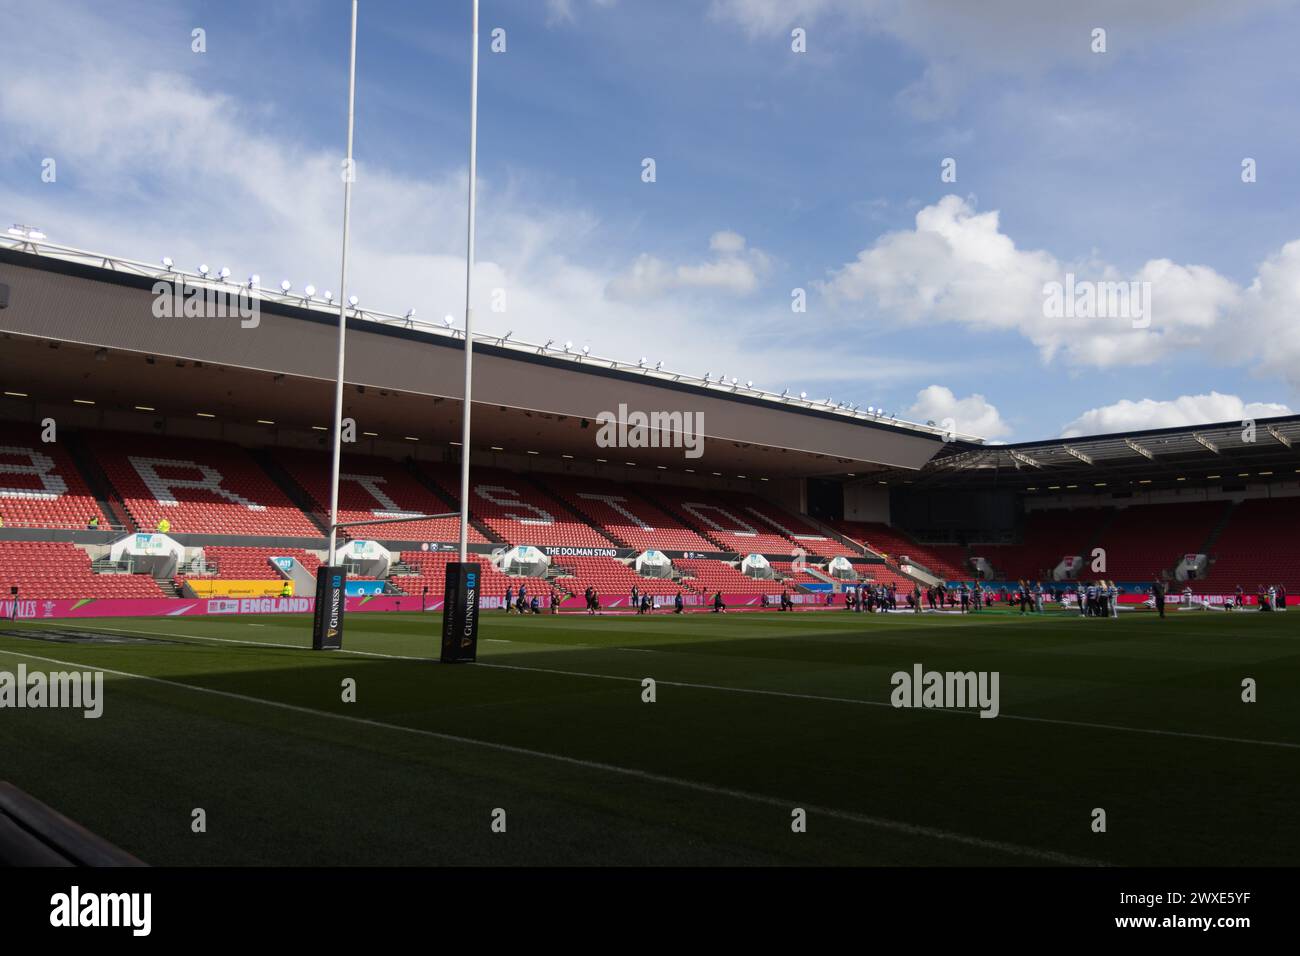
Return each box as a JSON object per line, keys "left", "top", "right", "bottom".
{"left": 1060, "top": 393, "right": 1292, "bottom": 438}
{"left": 904, "top": 385, "right": 1011, "bottom": 441}
{"left": 606, "top": 231, "right": 772, "bottom": 301}
{"left": 818, "top": 195, "right": 1300, "bottom": 382}
{"left": 0, "top": 0, "right": 866, "bottom": 396}
{"left": 546, "top": 0, "right": 616, "bottom": 26}
{"left": 710, "top": 0, "right": 1285, "bottom": 116}
{"left": 709, "top": 230, "right": 747, "bottom": 255}
{"left": 1231, "top": 239, "right": 1300, "bottom": 385}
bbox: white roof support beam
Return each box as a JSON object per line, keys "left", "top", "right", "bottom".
{"left": 1125, "top": 438, "right": 1155, "bottom": 460}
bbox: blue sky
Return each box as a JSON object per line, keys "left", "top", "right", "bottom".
{"left": 2, "top": 0, "right": 1299, "bottom": 441}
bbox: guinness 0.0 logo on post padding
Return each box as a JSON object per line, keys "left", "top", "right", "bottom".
{"left": 440, "top": 562, "right": 480, "bottom": 663}
{"left": 311, "top": 566, "right": 346, "bottom": 650}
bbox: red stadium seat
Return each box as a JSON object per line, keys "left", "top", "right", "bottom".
{"left": 1198, "top": 498, "right": 1300, "bottom": 593}
{"left": 0, "top": 427, "right": 108, "bottom": 531}
{"left": 275, "top": 450, "right": 486, "bottom": 544}
{"left": 420, "top": 465, "right": 615, "bottom": 549}
{"left": 0, "top": 541, "right": 166, "bottom": 599}
{"left": 91, "top": 434, "right": 318, "bottom": 536}
{"left": 536, "top": 475, "right": 716, "bottom": 551}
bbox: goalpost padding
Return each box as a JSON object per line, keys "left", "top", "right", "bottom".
{"left": 440, "top": 562, "right": 481, "bottom": 663}
{"left": 312, "top": 566, "right": 346, "bottom": 650}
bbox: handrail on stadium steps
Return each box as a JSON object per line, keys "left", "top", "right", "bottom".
{"left": 0, "top": 233, "right": 982, "bottom": 444}
{"left": 0, "top": 520, "right": 127, "bottom": 532}
{"left": 0, "top": 782, "right": 146, "bottom": 866}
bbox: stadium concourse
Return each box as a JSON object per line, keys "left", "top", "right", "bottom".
{"left": 0, "top": 238, "right": 1298, "bottom": 618}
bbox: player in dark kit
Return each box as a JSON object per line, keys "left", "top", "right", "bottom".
{"left": 1152, "top": 578, "right": 1165, "bottom": 618}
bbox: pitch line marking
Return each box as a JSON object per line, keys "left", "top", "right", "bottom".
{"left": 12, "top": 623, "right": 1300, "bottom": 752}
{"left": 0, "top": 645, "right": 1101, "bottom": 867}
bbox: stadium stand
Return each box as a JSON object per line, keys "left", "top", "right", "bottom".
{"left": 969, "top": 509, "right": 1109, "bottom": 581}
{"left": 536, "top": 475, "right": 717, "bottom": 551}
{"left": 1086, "top": 501, "right": 1227, "bottom": 580}
{"left": 0, "top": 428, "right": 109, "bottom": 530}
{"left": 90, "top": 434, "right": 319, "bottom": 536}
{"left": 390, "top": 550, "right": 523, "bottom": 600}
{"left": 179, "top": 546, "right": 322, "bottom": 580}
{"left": 552, "top": 556, "right": 682, "bottom": 600}
{"left": 275, "top": 450, "right": 483, "bottom": 544}
{"left": 738, "top": 500, "right": 862, "bottom": 557}
{"left": 832, "top": 521, "right": 969, "bottom": 579}
{"left": 853, "top": 565, "right": 917, "bottom": 591}
{"left": 0, "top": 541, "right": 165, "bottom": 598}
{"left": 674, "top": 558, "right": 781, "bottom": 594}
{"left": 640, "top": 486, "right": 800, "bottom": 554}
{"left": 421, "top": 464, "right": 616, "bottom": 548}
{"left": 1197, "top": 497, "right": 1300, "bottom": 592}
{"left": 767, "top": 559, "right": 827, "bottom": 587}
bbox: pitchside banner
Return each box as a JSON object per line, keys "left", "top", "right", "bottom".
{"left": 440, "top": 562, "right": 480, "bottom": 663}
{"left": 312, "top": 566, "right": 346, "bottom": 650}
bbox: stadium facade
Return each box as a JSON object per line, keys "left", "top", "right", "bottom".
{"left": 2, "top": 238, "right": 1297, "bottom": 617}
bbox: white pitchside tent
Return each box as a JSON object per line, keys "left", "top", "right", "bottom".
{"left": 827, "top": 556, "right": 856, "bottom": 580}
{"left": 634, "top": 549, "right": 674, "bottom": 578}
{"left": 740, "top": 553, "right": 774, "bottom": 579}
{"left": 495, "top": 545, "right": 551, "bottom": 577}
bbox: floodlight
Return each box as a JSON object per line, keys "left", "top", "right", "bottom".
{"left": 198, "top": 264, "right": 210, "bottom": 277}
{"left": 162, "top": 256, "right": 174, "bottom": 269}
{"left": 304, "top": 285, "right": 316, "bottom": 298}
{"left": 323, "top": 290, "right": 334, "bottom": 302}
{"left": 219, "top": 267, "right": 231, "bottom": 280}
{"left": 799, "top": 391, "right": 807, "bottom": 399}
{"left": 280, "top": 280, "right": 292, "bottom": 293}
{"left": 348, "top": 295, "right": 359, "bottom": 307}
{"left": 443, "top": 314, "right": 455, "bottom": 328}
{"left": 247, "top": 274, "right": 260, "bottom": 288}
{"left": 581, "top": 344, "right": 590, "bottom": 355}
{"left": 564, "top": 340, "right": 573, "bottom": 352}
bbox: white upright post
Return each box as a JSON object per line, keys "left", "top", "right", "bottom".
{"left": 457, "top": 0, "right": 480, "bottom": 563}
{"left": 327, "top": 0, "right": 360, "bottom": 568}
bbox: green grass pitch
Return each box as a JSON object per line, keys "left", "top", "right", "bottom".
{"left": 0, "top": 607, "right": 1296, "bottom": 866}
